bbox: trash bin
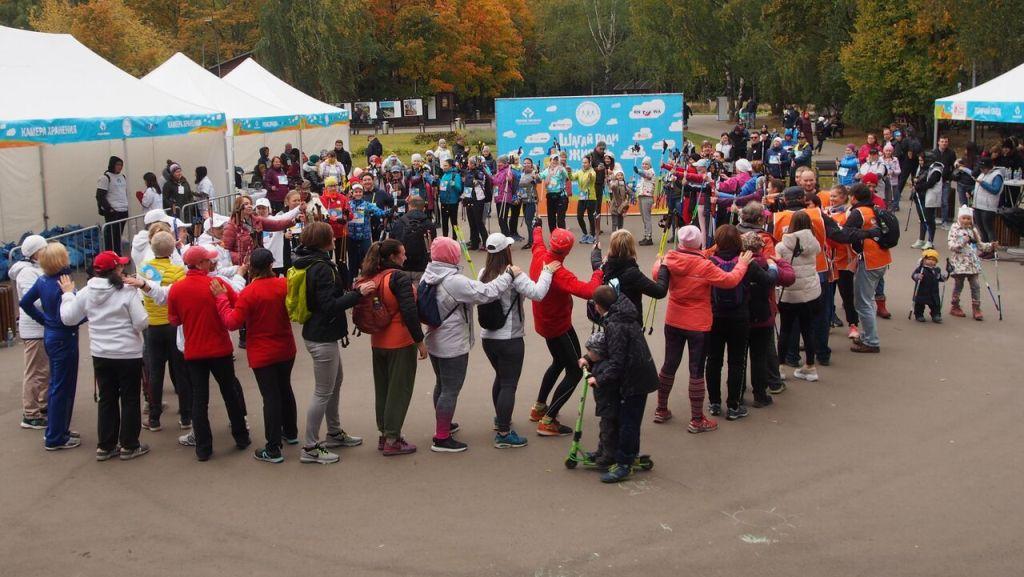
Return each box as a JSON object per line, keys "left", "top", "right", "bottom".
{"left": 454, "top": 117, "right": 462, "bottom": 130}
{"left": 382, "top": 121, "right": 389, "bottom": 134}
{"left": 716, "top": 96, "right": 730, "bottom": 121}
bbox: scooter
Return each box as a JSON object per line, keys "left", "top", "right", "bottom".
{"left": 564, "top": 369, "right": 654, "bottom": 472}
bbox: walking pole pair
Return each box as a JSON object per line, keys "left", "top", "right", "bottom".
{"left": 977, "top": 247, "right": 1003, "bottom": 320}
{"left": 643, "top": 225, "right": 671, "bottom": 335}
{"left": 452, "top": 224, "right": 477, "bottom": 277}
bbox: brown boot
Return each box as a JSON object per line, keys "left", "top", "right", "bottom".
{"left": 950, "top": 299, "right": 965, "bottom": 317}
{"left": 875, "top": 297, "right": 892, "bottom": 319}
{"left": 972, "top": 300, "right": 984, "bottom": 321}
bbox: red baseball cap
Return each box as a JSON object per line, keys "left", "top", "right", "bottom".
{"left": 93, "top": 251, "right": 129, "bottom": 272}
{"left": 862, "top": 172, "right": 880, "bottom": 185}
{"left": 183, "top": 245, "right": 218, "bottom": 268}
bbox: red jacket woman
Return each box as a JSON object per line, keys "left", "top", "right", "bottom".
{"left": 222, "top": 195, "right": 300, "bottom": 265}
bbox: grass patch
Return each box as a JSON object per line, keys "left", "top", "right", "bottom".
{"left": 352, "top": 129, "right": 495, "bottom": 159}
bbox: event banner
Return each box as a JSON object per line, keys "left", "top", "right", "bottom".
{"left": 934, "top": 100, "right": 1024, "bottom": 123}
{"left": 301, "top": 110, "right": 350, "bottom": 129}
{"left": 0, "top": 113, "right": 226, "bottom": 147}
{"left": 496, "top": 93, "right": 685, "bottom": 167}
{"left": 233, "top": 115, "right": 302, "bottom": 136}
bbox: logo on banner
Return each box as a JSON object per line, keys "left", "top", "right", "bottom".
{"left": 951, "top": 101, "right": 967, "bottom": 120}
{"left": 516, "top": 107, "right": 540, "bottom": 126}
{"left": 576, "top": 101, "right": 601, "bottom": 126}
{"left": 122, "top": 118, "right": 133, "bottom": 137}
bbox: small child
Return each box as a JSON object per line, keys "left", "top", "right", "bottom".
{"left": 911, "top": 248, "right": 948, "bottom": 323}
{"left": 580, "top": 285, "right": 659, "bottom": 483}
{"left": 947, "top": 205, "right": 997, "bottom": 320}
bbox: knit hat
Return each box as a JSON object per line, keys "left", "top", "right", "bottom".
{"left": 411, "top": 153, "right": 423, "bottom": 163}
{"left": 676, "top": 225, "right": 703, "bottom": 249}
{"left": 846, "top": 143, "right": 857, "bottom": 152}
{"left": 921, "top": 248, "right": 940, "bottom": 261}
{"left": 309, "top": 154, "right": 320, "bottom": 164}
{"left": 958, "top": 205, "right": 973, "bottom": 219}
{"left": 430, "top": 236, "right": 461, "bottom": 265}
{"left": 734, "top": 158, "right": 752, "bottom": 173}
{"left": 20, "top": 235, "right": 47, "bottom": 258}
{"left": 862, "top": 172, "right": 879, "bottom": 185}
{"left": 882, "top": 143, "right": 894, "bottom": 153}
{"left": 485, "top": 233, "right": 513, "bottom": 254}
{"left": 183, "top": 245, "right": 218, "bottom": 268}
{"left": 549, "top": 228, "right": 575, "bottom": 255}
{"left": 584, "top": 331, "right": 608, "bottom": 358}
{"left": 168, "top": 163, "right": 182, "bottom": 175}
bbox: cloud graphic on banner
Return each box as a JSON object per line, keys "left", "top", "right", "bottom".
{"left": 629, "top": 99, "right": 666, "bottom": 119}
{"left": 549, "top": 118, "right": 573, "bottom": 131}
{"left": 673, "top": 112, "right": 683, "bottom": 118}
{"left": 620, "top": 146, "right": 644, "bottom": 160}
{"left": 529, "top": 147, "right": 545, "bottom": 156}
{"left": 525, "top": 132, "right": 550, "bottom": 144}
{"left": 546, "top": 105, "right": 557, "bottom": 112}
{"left": 651, "top": 140, "right": 676, "bottom": 152}
{"left": 502, "top": 130, "right": 517, "bottom": 138}
{"left": 606, "top": 118, "right": 619, "bottom": 126}
{"left": 633, "top": 127, "right": 653, "bottom": 141}
{"left": 610, "top": 102, "right": 622, "bottom": 109}
{"left": 669, "top": 120, "right": 683, "bottom": 132}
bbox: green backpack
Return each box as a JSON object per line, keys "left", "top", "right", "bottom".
{"left": 287, "top": 261, "right": 333, "bottom": 324}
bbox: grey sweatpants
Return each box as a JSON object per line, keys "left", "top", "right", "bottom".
{"left": 639, "top": 196, "right": 654, "bottom": 239}
{"left": 303, "top": 340, "right": 344, "bottom": 447}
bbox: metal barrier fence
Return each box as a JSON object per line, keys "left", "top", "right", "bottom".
{"left": 99, "top": 210, "right": 172, "bottom": 263}
{"left": 179, "top": 192, "right": 240, "bottom": 226}
{"left": 10, "top": 225, "right": 102, "bottom": 277}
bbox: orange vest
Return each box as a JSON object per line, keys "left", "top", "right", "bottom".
{"left": 369, "top": 270, "right": 416, "bottom": 350}
{"left": 855, "top": 206, "right": 892, "bottom": 270}
{"left": 773, "top": 209, "right": 827, "bottom": 273}
{"left": 827, "top": 209, "right": 852, "bottom": 277}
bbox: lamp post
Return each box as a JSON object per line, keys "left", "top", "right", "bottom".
{"left": 201, "top": 17, "right": 213, "bottom": 69}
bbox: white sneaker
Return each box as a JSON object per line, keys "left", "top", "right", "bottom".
{"left": 178, "top": 431, "right": 196, "bottom": 447}
{"left": 922, "top": 241, "right": 934, "bottom": 250}
{"left": 911, "top": 240, "right": 925, "bottom": 249}
{"left": 300, "top": 444, "right": 340, "bottom": 464}
{"left": 778, "top": 367, "right": 787, "bottom": 380}
{"left": 793, "top": 366, "right": 819, "bottom": 382}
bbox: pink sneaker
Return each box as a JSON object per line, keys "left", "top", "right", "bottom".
{"left": 382, "top": 437, "right": 417, "bottom": 456}
{"left": 847, "top": 324, "right": 859, "bottom": 340}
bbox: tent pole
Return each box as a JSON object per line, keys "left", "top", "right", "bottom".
{"left": 224, "top": 127, "right": 233, "bottom": 193}
{"left": 38, "top": 146, "right": 49, "bottom": 229}
{"left": 970, "top": 61, "right": 977, "bottom": 141}
{"left": 933, "top": 116, "right": 938, "bottom": 149}
{"left": 298, "top": 125, "right": 305, "bottom": 157}
{"left": 121, "top": 137, "right": 130, "bottom": 212}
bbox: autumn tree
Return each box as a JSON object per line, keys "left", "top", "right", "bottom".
{"left": 30, "top": 0, "right": 173, "bottom": 76}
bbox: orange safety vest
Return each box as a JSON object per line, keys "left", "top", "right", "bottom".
{"left": 827, "top": 208, "right": 852, "bottom": 278}
{"left": 855, "top": 206, "right": 892, "bottom": 270}
{"left": 773, "top": 209, "right": 828, "bottom": 273}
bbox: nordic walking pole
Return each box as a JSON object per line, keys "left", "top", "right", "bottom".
{"left": 995, "top": 248, "right": 1002, "bottom": 320}
{"left": 452, "top": 224, "right": 476, "bottom": 277}
{"left": 908, "top": 261, "right": 922, "bottom": 319}
{"left": 644, "top": 224, "right": 671, "bottom": 335}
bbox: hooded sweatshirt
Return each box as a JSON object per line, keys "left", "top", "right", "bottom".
{"left": 421, "top": 261, "right": 512, "bottom": 358}
{"left": 10, "top": 260, "right": 45, "bottom": 339}
{"left": 529, "top": 226, "right": 603, "bottom": 338}
{"left": 776, "top": 228, "right": 822, "bottom": 304}
{"left": 131, "top": 226, "right": 186, "bottom": 271}
{"left": 655, "top": 247, "right": 749, "bottom": 332}
{"left": 478, "top": 266, "right": 553, "bottom": 340}
{"left": 60, "top": 277, "right": 148, "bottom": 359}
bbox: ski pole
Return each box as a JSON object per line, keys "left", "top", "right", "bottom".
{"left": 452, "top": 224, "right": 476, "bottom": 277}
{"left": 995, "top": 248, "right": 1002, "bottom": 320}
{"left": 643, "top": 225, "right": 671, "bottom": 335}
{"left": 908, "top": 262, "right": 922, "bottom": 319}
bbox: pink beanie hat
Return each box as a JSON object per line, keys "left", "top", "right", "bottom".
{"left": 430, "top": 236, "right": 461, "bottom": 265}
{"left": 676, "top": 225, "right": 703, "bottom": 249}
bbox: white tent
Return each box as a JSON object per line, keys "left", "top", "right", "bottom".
{"left": 223, "top": 58, "right": 350, "bottom": 169}
{"left": 142, "top": 52, "right": 301, "bottom": 187}
{"left": 0, "top": 26, "right": 227, "bottom": 242}
{"left": 933, "top": 61, "right": 1024, "bottom": 142}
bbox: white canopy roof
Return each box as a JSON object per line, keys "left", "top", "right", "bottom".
{"left": 0, "top": 26, "right": 223, "bottom": 145}
{"left": 935, "top": 62, "right": 1024, "bottom": 124}
{"left": 142, "top": 53, "right": 296, "bottom": 129}
{"left": 223, "top": 58, "right": 344, "bottom": 116}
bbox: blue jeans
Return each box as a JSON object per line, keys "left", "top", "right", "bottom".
{"left": 813, "top": 273, "right": 832, "bottom": 361}
{"left": 940, "top": 181, "right": 952, "bottom": 223}
{"left": 615, "top": 393, "right": 647, "bottom": 467}
{"left": 43, "top": 331, "right": 79, "bottom": 447}
{"left": 347, "top": 236, "right": 371, "bottom": 282}
{"left": 522, "top": 202, "right": 536, "bottom": 235}
{"left": 854, "top": 262, "right": 887, "bottom": 347}
{"left": 874, "top": 276, "right": 885, "bottom": 299}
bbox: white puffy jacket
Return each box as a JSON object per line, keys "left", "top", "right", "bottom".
{"left": 776, "top": 229, "right": 822, "bottom": 304}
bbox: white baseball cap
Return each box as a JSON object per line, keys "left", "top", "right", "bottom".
{"left": 254, "top": 198, "right": 272, "bottom": 209}
{"left": 485, "top": 233, "right": 513, "bottom": 254}
{"left": 20, "top": 235, "right": 47, "bottom": 258}
{"left": 143, "top": 209, "right": 171, "bottom": 226}
{"left": 203, "top": 213, "right": 230, "bottom": 232}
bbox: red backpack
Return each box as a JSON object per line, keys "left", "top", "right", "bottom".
{"left": 352, "top": 270, "right": 394, "bottom": 335}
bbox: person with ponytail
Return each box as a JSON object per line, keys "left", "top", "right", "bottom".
{"left": 775, "top": 210, "right": 823, "bottom": 382}
{"left": 222, "top": 194, "right": 303, "bottom": 266}
{"left": 358, "top": 239, "right": 427, "bottom": 456}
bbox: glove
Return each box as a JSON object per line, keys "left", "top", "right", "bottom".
{"left": 590, "top": 246, "right": 602, "bottom": 271}
{"left": 633, "top": 166, "right": 640, "bottom": 174}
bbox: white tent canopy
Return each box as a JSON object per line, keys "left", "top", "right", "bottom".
{"left": 0, "top": 26, "right": 227, "bottom": 242}
{"left": 223, "top": 58, "right": 350, "bottom": 170}
{"left": 935, "top": 61, "right": 1024, "bottom": 124}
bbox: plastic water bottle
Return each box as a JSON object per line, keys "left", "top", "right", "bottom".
{"left": 5, "top": 328, "right": 13, "bottom": 348}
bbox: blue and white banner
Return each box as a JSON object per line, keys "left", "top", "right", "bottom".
{"left": 301, "top": 110, "right": 350, "bottom": 129}
{"left": 0, "top": 114, "right": 226, "bottom": 147}
{"left": 496, "top": 93, "right": 685, "bottom": 166}
{"left": 935, "top": 100, "right": 1024, "bottom": 124}
{"left": 234, "top": 115, "right": 302, "bottom": 136}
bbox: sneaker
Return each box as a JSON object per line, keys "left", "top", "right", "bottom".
{"left": 794, "top": 366, "right": 819, "bottom": 382}
{"left": 830, "top": 315, "right": 843, "bottom": 328}
{"left": 521, "top": 243, "right": 533, "bottom": 250}
{"left": 778, "top": 368, "right": 787, "bottom": 380}
{"left": 431, "top": 436, "right": 468, "bottom": 453}
{"left": 382, "top": 437, "right": 417, "bottom": 456}
{"left": 687, "top": 417, "right": 718, "bottom": 434}
{"left": 142, "top": 419, "right": 162, "bottom": 432}
{"left": 20, "top": 417, "right": 46, "bottom": 430}
{"left": 529, "top": 403, "right": 547, "bottom": 422}
{"left": 494, "top": 430, "right": 528, "bottom": 449}
{"left": 178, "top": 417, "right": 192, "bottom": 430}
{"left": 847, "top": 324, "right": 860, "bottom": 340}
{"left": 120, "top": 444, "right": 151, "bottom": 460}
{"left": 537, "top": 418, "right": 572, "bottom": 436}
{"left": 708, "top": 403, "right": 722, "bottom": 416}
{"left": 653, "top": 407, "right": 672, "bottom": 424}
{"left": 96, "top": 447, "right": 119, "bottom": 461}
{"left": 915, "top": 314, "right": 927, "bottom": 322}
{"left": 45, "top": 437, "right": 82, "bottom": 451}
{"left": 751, "top": 396, "right": 774, "bottom": 408}
{"left": 922, "top": 241, "right": 934, "bottom": 250}
{"left": 282, "top": 434, "right": 299, "bottom": 445}
{"left": 932, "top": 314, "right": 943, "bottom": 324}
{"left": 300, "top": 444, "right": 339, "bottom": 464}
{"left": 323, "top": 430, "right": 363, "bottom": 448}
{"left": 911, "top": 240, "right": 925, "bottom": 249}
{"left": 768, "top": 382, "right": 787, "bottom": 394}
{"left": 850, "top": 342, "right": 880, "bottom": 353}
{"left": 726, "top": 406, "right": 749, "bottom": 421}
{"left": 600, "top": 464, "right": 633, "bottom": 483}
{"left": 235, "top": 436, "right": 252, "bottom": 450}
{"left": 254, "top": 448, "right": 284, "bottom": 464}
{"left": 448, "top": 422, "right": 461, "bottom": 435}
{"left": 178, "top": 431, "right": 196, "bottom": 447}
{"left": 377, "top": 435, "right": 386, "bottom": 451}
{"left": 69, "top": 430, "right": 80, "bottom": 439}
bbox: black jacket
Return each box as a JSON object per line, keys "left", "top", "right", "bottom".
{"left": 162, "top": 178, "right": 193, "bottom": 212}
{"left": 333, "top": 147, "right": 353, "bottom": 175}
{"left": 709, "top": 251, "right": 776, "bottom": 321}
{"left": 599, "top": 256, "right": 668, "bottom": 323}
{"left": 293, "top": 246, "right": 361, "bottom": 342}
{"left": 366, "top": 138, "right": 383, "bottom": 164}
{"left": 390, "top": 210, "right": 437, "bottom": 273}
{"left": 590, "top": 295, "right": 659, "bottom": 398}
{"left": 935, "top": 148, "right": 957, "bottom": 179}
{"left": 589, "top": 149, "right": 608, "bottom": 191}
{"left": 912, "top": 263, "right": 946, "bottom": 305}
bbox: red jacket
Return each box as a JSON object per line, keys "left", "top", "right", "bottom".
{"left": 214, "top": 277, "right": 296, "bottom": 369}
{"left": 168, "top": 269, "right": 237, "bottom": 361}
{"left": 529, "top": 227, "right": 603, "bottom": 339}
{"left": 319, "top": 190, "right": 351, "bottom": 238}
{"left": 222, "top": 213, "right": 296, "bottom": 265}
{"left": 654, "top": 247, "right": 749, "bottom": 332}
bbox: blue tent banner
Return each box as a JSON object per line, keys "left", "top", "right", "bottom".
{"left": 301, "top": 110, "right": 350, "bottom": 129}
{"left": 0, "top": 113, "right": 226, "bottom": 147}
{"left": 496, "top": 93, "right": 685, "bottom": 166}
{"left": 934, "top": 100, "right": 1024, "bottom": 123}
{"left": 233, "top": 115, "right": 302, "bottom": 136}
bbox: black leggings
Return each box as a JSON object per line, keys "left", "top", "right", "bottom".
{"left": 537, "top": 329, "right": 582, "bottom": 419}
{"left": 577, "top": 199, "right": 597, "bottom": 236}
{"left": 660, "top": 325, "right": 706, "bottom": 379}
{"left": 778, "top": 300, "right": 820, "bottom": 366}
{"left": 705, "top": 316, "right": 750, "bottom": 409}
{"left": 440, "top": 203, "right": 459, "bottom": 238}
{"left": 464, "top": 201, "right": 487, "bottom": 247}
{"left": 251, "top": 358, "right": 298, "bottom": 454}
{"left": 482, "top": 338, "right": 524, "bottom": 433}
{"left": 919, "top": 206, "right": 938, "bottom": 242}
{"left": 495, "top": 201, "right": 520, "bottom": 237}
{"left": 546, "top": 194, "right": 567, "bottom": 231}
{"left": 975, "top": 208, "right": 997, "bottom": 243}
{"left": 747, "top": 326, "right": 773, "bottom": 402}
{"left": 145, "top": 324, "right": 191, "bottom": 421}
{"left": 837, "top": 270, "right": 859, "bottom": 325}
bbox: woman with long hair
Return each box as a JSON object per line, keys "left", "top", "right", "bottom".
{"left": 358, "top": 239, "right": 427, "bottom": 456}
{"left": 600, "top": 229, "right": 667, "bottom": 324}
{"left": 776, "top": 211, "right": 823, "bottom": 382}
{"left": 139, "top": 172, "right": 162, "bottom": 211}
{"left": 221, "top": 194, "right": 302, "bottom": 266}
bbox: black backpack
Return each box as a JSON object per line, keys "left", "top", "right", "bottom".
{"left": 398, "top": 214, "right": 431, "bottom": 265}
{"left": 709, "top": 255, "right": 747, "bottom": 312}
{"left": 870, "top": 206, "right": 901, "bottom": 249}
{"left": 477, "top": 293, "right": 520, "bottom": 330}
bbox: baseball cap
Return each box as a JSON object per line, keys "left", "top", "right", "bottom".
{"left": 183, "top": 245, "right": 218, "bottom": 268}
{"left": 144, "top": 209, "right": 171, "bottom": 226}
{"left": 254, "top": 198, "right": 271, "bottom": 209}
{"left": 485, "top": 233, "right": 513, "bottom": 254}
{"left": 93, "top": 251, "right": 129, "bottom": 272}
{"left": 203, "top": 213, "right": 229, "bottom": 232}
{"left": 20, "top": 235, "right": 47, "bottom": 258}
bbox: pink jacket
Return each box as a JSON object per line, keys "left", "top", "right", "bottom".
{"left": 222, "top": 213, "right": 296, "bottom": 265}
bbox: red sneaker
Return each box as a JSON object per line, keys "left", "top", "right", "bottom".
{"left": 653, "top": 407, "right": 673, "bottom": 424}
{"left": 536, "top": 418, "right": 572, "bottom": 436}
{"left": 529, "top": 403, "right": 547, "bottom": 422}
{"left": 382, "top": 437, "right": 417, "bottom": 456}
{"left": 687, "top": 417, "right": 718, "bottom": 434}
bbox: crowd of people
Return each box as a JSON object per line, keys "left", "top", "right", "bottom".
{"left": 10, "top": 123, "right": 1018, "bottom": 484}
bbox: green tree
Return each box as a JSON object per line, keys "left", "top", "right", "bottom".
{"left": 0, "top": 0, "right": 40, "bottom": 28}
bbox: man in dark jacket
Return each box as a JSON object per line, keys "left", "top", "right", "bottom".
{"left": 332, "top": 139, "right": 352, "bottom": 176}
{"left": 934, "top": 136, "right": 958, "bottom": 225}
{"left": 728, "top": 125, "right": 748, "bottom": 162}
{"left": 365, "top": 135, "right": 383, "bottom": 166}
{"left": 893, "top": 129, "right": 921, "bottom": 199}
{"left": 389, "top": 196, "right": 437, "bottom": 283}
{"left": 581, "top": 287, "right": 659, "bottom": 483}
{"left": 162, "top": 162, "right": 193, "bottom": 218}
{"left": 452, "top": 135, "right": 468, "bottom": 168}
{"left": 748, "top": 132, "right": 768, "bottom": 164}
{"left": 588, "top": 141, "right": 609, "bottom": 195}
